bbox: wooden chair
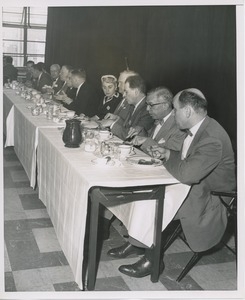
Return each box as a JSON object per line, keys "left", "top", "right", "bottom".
{"left": 211, "top": 191, "right": 237, "bottom": 256}
{"left": 86, "top": 184, "right": 166, "bottom": 290}
{"left": 162, "top": 190, "right": 237, "bottom": 282}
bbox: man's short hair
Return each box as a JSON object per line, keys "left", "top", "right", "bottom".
{"left": 62, "top": 65, "right": 74, "bottom": 72}
{"left": 33, "top": 63, "right": 43, "bottom": 72}
{"left": 119, "top": 69, "right": 138, "bottom": 77}
{"left": 50, "top": 64, "right": 61, "bottom": 71}
{"left": 71, "top": 69, "right": 86, "bottom": 80}
{"left": 147, "top": 86, "right": 173, "bottom": 106}
{"left": 6, "top": 56, "right": 13, "bottom": 64}
{"left": 179, "top": 90, "right": 208, "bottom": 112}
{"left": 26, "top": 60, "right": 34, "bottom": 66}
{"left": 36, "top": 62, "right": 47, "bottom": 72}
{"left": 125, "top": 75, "right": 146, "bottom": 94}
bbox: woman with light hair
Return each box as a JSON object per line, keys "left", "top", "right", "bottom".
{"left": 90, "top": 75, "right": 123, "bottom": 120}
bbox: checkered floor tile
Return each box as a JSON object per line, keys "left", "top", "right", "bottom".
{"left": 3, "top": 146, "right": 237, "bottom": 292}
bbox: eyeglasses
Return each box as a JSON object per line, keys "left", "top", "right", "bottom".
{"left": 146, "top": 102, "right": 164, "bottom": 108}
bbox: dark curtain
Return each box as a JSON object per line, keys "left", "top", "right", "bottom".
{"left": 45, "top": 5, "right": 236, "bottom": 146}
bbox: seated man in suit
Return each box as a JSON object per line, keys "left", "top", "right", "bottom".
{"left": 101, "top": 75, "right": 154, "bottom": 140}
{"left": 31, "top": 63, "right": 53, "bottom": 93}
{"left": 52, "top": 64, "right": 74, "bottom": 99}
{"left": 42, "top": 64, "right": 63, "bottom": 94}
{"left": 91, "top": 75, "right": 122, "bottom": 120}
{"left": 62, "top": 69, "right": 99, "bottom": 117}
{"left": 3, "top": 56, "right": 18, "bottom": 84}
{"left": 130, "top": 86, "right": 186, "bottom": 152}
{"left": 50, "top": 64, "right": 61, "bottom": 82}
{"left": 24, "top": 60, "right": 34, "bottom": 87}
{"left": 101, "top": 70, "right": 139, "bottom": 124}
{"left": 108, "top": 88, "right": 236, "bottom": 279}
{"left": 54, "top": 69, "right": 77, "bottom": 104}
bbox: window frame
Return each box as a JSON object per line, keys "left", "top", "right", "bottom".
{"left": 2, "top": 7, "right": 47, "bottom": 67}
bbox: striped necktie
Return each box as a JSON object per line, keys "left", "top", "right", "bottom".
{"left": 123, "top": 105, "right": 134, "bottom": 128}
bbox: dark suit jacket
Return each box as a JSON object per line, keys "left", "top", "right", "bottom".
{"left": 63, "top": 81, "right": 99, "bottom": 117}
{"left": 96, "top": 92, "right": 123, "bottom": 119}
{"left": 113, "top": 98, "right": 131, "bottom": 121}
{"left": 66, "top": 87, "right": 77, "bottom": 100}
{"left": 111, "top": 97, "right": 154, "bottom": 140}
{"left": 164, "top": 116, "right": 236, "bottom": 252}
{"left": 33, "top": 72, "right": 53, "bottom": 93}
{"left": 3, "top": 63, "right": 18, "bottom": 84}
{"left": 141, "top": 112, "right": 186, "bottom": 152}
{"left": 52, "top": 77, "right": 65, "bottom": 94}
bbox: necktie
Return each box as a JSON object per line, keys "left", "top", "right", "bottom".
{"left": 123, "top": 105, "right": 134, "bottom": 128}
{"left": 154, "top": 119, "right": 164, "bottom": 126}
{"left": 114, "top": 98, "right": 125, "bottom": 114}
{"left": 52, "top": 78, "right": 58, "bottom": 88}
{"left": 185, "top": 129, "right": 193, "bottom": 137}
{"left": 181, "top": 129, "right": 193, "bottom": 160}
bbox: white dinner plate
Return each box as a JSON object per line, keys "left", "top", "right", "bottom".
{"left": 81, "top": 120, "right": 99, "bottom": 129}
{"left": 126, "top": 156, "right": 162, "bottom": 166}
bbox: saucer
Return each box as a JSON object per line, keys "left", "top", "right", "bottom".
{"left": 126, "top": 156, "right": 162, "bottom": 166}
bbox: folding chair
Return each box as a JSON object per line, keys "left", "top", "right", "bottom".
{"left": 162, "top": 190, "right": 237, "bottom": 282}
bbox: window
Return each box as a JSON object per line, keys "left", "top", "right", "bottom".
{"left": 2, "top": 7, "right": 48, "bottom": 67}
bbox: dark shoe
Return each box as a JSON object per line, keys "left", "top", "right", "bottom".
{"left": 118, "top": 255, "right": 165, "bottom": 278}
{"left": 107, "top": 242, "right": 145, "bottom": 258}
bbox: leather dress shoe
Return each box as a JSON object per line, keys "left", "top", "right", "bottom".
{"left": 118, "top": 255, "right": 165, "bottom": 278}
{"left": 107, "top": 241, "right": 145, "bottom": 258}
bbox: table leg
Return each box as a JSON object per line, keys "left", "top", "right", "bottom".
{"left": 151, "top": 185, "right": 165, "bottom": 282}
{"left": 87, "top": 189, "right": 100, "bottom": 291}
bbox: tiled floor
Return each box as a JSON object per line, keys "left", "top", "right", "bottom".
{"left": 4, "top": 145, "right": 237, "bottom": 292}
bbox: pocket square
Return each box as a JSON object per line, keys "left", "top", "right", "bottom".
{"left": 158, "top": 138, "right": 166, "bottom": 144}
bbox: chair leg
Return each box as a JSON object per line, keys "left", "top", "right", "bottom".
{"left": 233, "top": 212, "right": 237, "bottom": 266}
{"left": 162, "top": 221, "right": 182, "bottom": 252}
{"left": 176, "top": 252, "right": 202, "bottom": 282}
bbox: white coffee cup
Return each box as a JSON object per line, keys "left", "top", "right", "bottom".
{"left": 99, "top": 130, "right": 113, "bottom": 141}
{"left": 118, "top": 144, "right": 134, "bottom": 158}
{"left": 66, "top": 110, "right": 75, "bottom": 118}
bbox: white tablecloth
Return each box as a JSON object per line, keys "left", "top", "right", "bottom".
{"left": 3, "top": 90, "right": 65, "bottom": 188}
{"left": 37, "top": 127, "right": 190, "bottom": 289}
{"left": 3, "top": 89, "right": 26, "bottom": 143}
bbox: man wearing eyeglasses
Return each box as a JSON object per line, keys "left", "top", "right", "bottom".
{"left": 109, "top": 88, "right": 235, "bottom": 279}
{"left": 129, "top": 86, "right": 186, "bottom": 152}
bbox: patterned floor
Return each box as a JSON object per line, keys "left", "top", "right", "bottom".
{"left": 4, "top": 145, "right": 237, "bottom": 292}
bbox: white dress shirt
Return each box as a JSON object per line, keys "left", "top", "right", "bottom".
{"left": 132, "top": 96, "right": 145, "bottom": 115}
{"left": 181, "top": 117, "right": 206, "bottom": 160}
{"left": 152, "top": 110, "right": 172, "bottom": 139}
{"left": 75, "top": 82, "right": 84, "bottom": 98}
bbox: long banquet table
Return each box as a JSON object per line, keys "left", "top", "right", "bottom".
{"left": 3, "top": 87, "right": 190, "bottom": 290}
{"left": 3, "top": 88, "right": 65, "bottom": 187}
{"left": 37, "top": 127, "right": 190, "bottom": 290}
